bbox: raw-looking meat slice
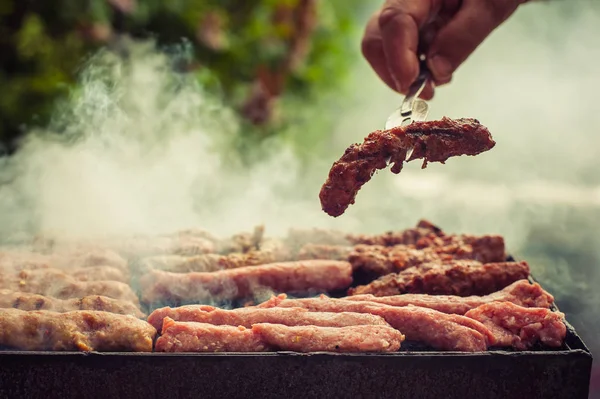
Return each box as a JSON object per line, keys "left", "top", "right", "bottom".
{"left": 147, "top": 305, "right": 388, "bottom": 333}
{"left": 319, "top": 117, "right": 496, "bottom": 216}
{"left": 465, "top": 302, "right": 567, "bottom": 349}
{"left": 348, "top": 261, "right": 530, "bottom": 297}
{"left": 257, "top": 294, "right": 492, "bottom": 351}
{"left": 155, "top": 318, "right": 403, "bottom": 353}
{"left": 0, "top": 308, "right": 156, "bottom": 352}
{"left": 345, "top": 280, "right": 554, "bottom": 314}
{"left": 140, "top": 260, "right": 353, "bottom": 305}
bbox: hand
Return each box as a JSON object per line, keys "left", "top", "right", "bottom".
{"left": 362, "top": 0, "right": 528, "bottom": 99}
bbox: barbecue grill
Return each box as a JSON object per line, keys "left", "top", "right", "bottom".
{"left": 0, "top": 279, "right": 592, "bottom": 399}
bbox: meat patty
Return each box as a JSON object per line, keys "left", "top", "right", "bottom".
{"left": 0, "top": 289, "right": 145, "bottom": 318}
{"left": 0, "top": 309, "right": 156, "bottom": 351}
{"left": 147, "top": 305, "right": 388, "bottom": 333}
{"left": 348, "top": 260, "right": 530, "bottom": 297}
{"left": 319, "top": 117, "right": 496, "bottom": 217}
{"left": 345, "top": 280, "right": 554, "bottom": 315}
{"left": 257, "top": 294, "right": 492, "bottom": 351}
{"left": 465, "top": 302, "right": 567, "bottom": 350}
{"left": 155, "top": 318, "right": 404, "bottom": 353}
{"left": 140, "top": 260, "right": 353, "bottom": 305}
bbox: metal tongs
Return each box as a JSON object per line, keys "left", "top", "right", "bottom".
{"left": 385, "top": 55, "right": 431, "bottom": 129}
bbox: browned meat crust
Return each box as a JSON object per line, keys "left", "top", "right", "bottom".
{"left": 345, "top": 280, "right": 554, "bottom": 315}
{"left": 349, "top": 234, "right": 506, "bottom": 278}
{"left": 0, "top": 289, "right": 145, "bottom": 318}
{"left": 348, "top": 261, "right": 530, "bottom": 297}
{"left": 147, "top": 304, "right": 388, "bottom": 333}
{"left": 140, "top": 260, "right": 353, "bottom": 305}
{"left": 465, "top": 302, "right": 567, "bottom": 349}
{"left": 257, "top": 294, "right": 493, "bottom": 351}
{"left": 155, "top": 318, "right": 404, "bottom": 353}
{"left": 319, "top": 117, "right": 496, "bottom": 217}
{"left": 0, "top": 268, "right": 139, "bottom": 304}
{"left": 0, "top": 309, "right": 156, "bottom": 351}
{"left": 346, "top": 219, "right": 444, "bottom": 246}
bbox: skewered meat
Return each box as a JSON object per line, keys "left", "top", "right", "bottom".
{"left": 348, "top": 260, "right": 530, "bottom": 297}
{"left": 0, "top": 289, "right": 145, "bottom": 318}
{"left": 319, "top": 117, "right": 496, "bottom": 217}
{"left": 296, "top": 244, "right": 353, "bottom": 261}
{"left": 155, "top": 318, "right": 404, "bottom": 353}
{"left": 345, "top": 280, "right": 553, "bottom": 315}
{"left": 465, "top": 302, "right": 567, "bottom": 349}
{"left": 257, "top": 294, "right": 492, "bottom": 351}
{"left": 0, "top": 268, "right": 139, "bottom": 304}
{"left": 140, "top": 260, "right": 353, "bottom": 305}
{"left": 147, "top": 304, "right": 388, "bottom": 333}
{"left": 0, "top": 309, "right": 156, "bottom": 351}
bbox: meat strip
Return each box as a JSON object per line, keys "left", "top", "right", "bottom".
{"left": 0, "top": 309, "right": 156, "bottom": 352}
{"left": 349, "top": 235, "right": 505, "bottom": 278}
{"left": 346, "top": 220, "right": 445, "bottom": 246}
{"left": 0, "top": 248, "right": 129, "bottom": 273}
{"left": 140, "top": 260, "right": 353, "bottom": 305}
{"left": 257, "top": 294, "right": 492, "bottom": 351}
{"left": 0, "top": 268, "right": 139, "bottom": 304}
{"left": 345, "top": 280, "right": 553, "bottom": 315}
{"left": 465, "top": 302, "right": 567, "bottom": 350}
{"left": 348, "top": 260, "right": 530, "bottom": 297}
{"left": 70, "top": 266, "right": 129, "bottom": 283}
{"left": 0, "top": 289, "right": 145, "bottom": 318}
{"left": 147, "top": 305, "right": 388, "bottom": 333}
{"left": 319, "top": 117, "right": 496, "bottom": 217}
{"left": 155, "top": 318, "right": 404, "bottom": 353}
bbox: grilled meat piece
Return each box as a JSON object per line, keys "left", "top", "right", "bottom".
{"left": 349, "top": 235, "right": 506, "bottom": 278}
{"left": 345, "top": 280, "right": 553, "bottom": 315}
{"left": 0, "top": 268, "right": 139, "bottom": 304}
{"left": 0, "top": 309, "right": 156, "bottom": 351}
{"left": 215, "top": 225, "right": 265, "bottom": 254}
{"left": 140, "top": 260, "right": 353, "bottom": 305}
{"left": 348, "top": 260, "right": 530, "bottom": 297}
{"left": 155, "top": 318, "right": 404, "bottom": 353}
{"left": 319, "top": 117, "right": 496, "bottom": 217}
{"left": 0, "top": 289, "right": 145, "bottom": 318}
{"left": 0, "top": 248, "right": 128, "bottom": 273}
{"left": 258, "top": 294, "right": 492, "bottom": 351}
{"left": 147, "top": 305, "right": 388, "bottom": 333}
{"left": 465, "top": 302, "right": 567, "bottom": 349}
{"left": 347, "top": 219, "right": 444, "bottom": 246}
{"left": 296, "top": 244, "right": 353, "bottom": 261}
{"left": 70, "top": 266, "right": 129, "bottom": 283}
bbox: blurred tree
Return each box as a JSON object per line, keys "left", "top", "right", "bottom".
{"left": 0, "top": 0, "right": 369, "bottom": 152}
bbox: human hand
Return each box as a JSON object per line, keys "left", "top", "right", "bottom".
{"left": 362, "top": 0, "right": 528, "bottom": 99}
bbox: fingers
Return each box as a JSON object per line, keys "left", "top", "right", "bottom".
{"left": 427, "top": 0, "right": 524, "bottom": 83}
{"left": 362, "top": 12, "right": 398, "bottom": 92}
{"left": 377, "top": 0, "right": 436, "bottom": 93}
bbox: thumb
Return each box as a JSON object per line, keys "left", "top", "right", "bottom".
{"left": 426, "top": 0, "right": 526, "bottom": 83}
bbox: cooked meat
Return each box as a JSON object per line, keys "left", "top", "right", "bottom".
{"left": 319, "top": 117, "right": 496, "bottom": 217}
{"left": 345, "top": 280, "right": 554, "bottom": 314}
{"left": 70, "top": 266, "right": 129, "bottom": 283}
{"left": 349, "top": 235, "right": 506, "bottom": 279}
{"left": 155, "top": 318, "right": 404, "bottom": 353}
{"left": 0, "top": 309, "right": 156, "bottom": 351}
{"left": 0, "top": 289, "right": 145, "bottom": 318}
{"left": 257, "top": 294, "right": 492, "bottom": 351}
{"left": 296, "top": 244, "right": 353, "bottom": 261}
{"left": 0, "top": 268, "right": 139, "bottom": 304}
{"left": 465, "top": 302, "right": 567, "bottom": 349}
{"left": 147, "top": 305, "right": 388, "bottom": 333}
{"left": 348, "top": 260, "right": 530, "bottom": 297}
{"left": 347, "top": 219, "right": 445, "bottom": 246}
{"left": 140, "top": 260, "right": 353, "bottom": 305}
{"left": 0, "top": 248, "right": 129, "bottom": 273}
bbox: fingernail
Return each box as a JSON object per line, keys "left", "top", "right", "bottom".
{"left": 429, "top": 55, "right": 453, "bottom": 80}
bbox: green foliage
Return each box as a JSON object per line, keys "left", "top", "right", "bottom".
{"left": 0, "top": 0, "right": 368, "bottom": 152}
